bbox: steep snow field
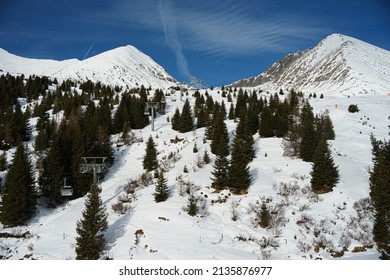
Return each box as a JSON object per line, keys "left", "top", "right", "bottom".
{"left": 1, "top": 89, "right": 389, "bottom": 260}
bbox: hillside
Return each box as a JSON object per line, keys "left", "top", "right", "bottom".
{"left": 0, "top": 46, "right": 178, "bottom": 89}
{"left": 232, "top": 34, "right": 390, "bottom": 96}
{"left": 0, "top": 87, "right": 389, "bottom": 260}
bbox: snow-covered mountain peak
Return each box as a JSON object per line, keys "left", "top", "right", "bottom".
{"left": 0, "top": 45, "right": 178, "bottom": 89}
{"left": 232, "top": 33, "right": 390, "bottom": 95}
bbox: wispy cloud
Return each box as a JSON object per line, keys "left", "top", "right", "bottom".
{"left": 77, "top": 0, "right": 328, "bottom": 56}
{"left": 158, "top": 0, "right": 192, "bottom": 80}
{"left": 174, "top": 2, "right": 327, "bottom": 56}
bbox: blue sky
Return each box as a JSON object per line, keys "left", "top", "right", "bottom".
{"left": 1, "top": 0, "right": 389, "bottom": 86}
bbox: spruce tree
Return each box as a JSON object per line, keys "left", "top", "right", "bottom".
{"left": 228, "top": 102, "right": 235, "bottom": 120}
{"left": 259, "top": 106, "right": 274, "bottom": 137}
{"left": 0, "top": 144, "right": 36, "bottom": 227}
{"left": 75, "top": 183, "right": 108, "bottom": 260}
{"left": 39, "top": 129, "right": 65, "bottom": 205}
{"left": 310, "top": 138, "right": 339, "bottom": 193}
{"left": 211, "top": 155, "right": 229, "bottom": 191}
{"left": 228, "top": 133, "right": 251, "bottom": 195}
{"left": 154, "top": 171, "right": 169, "bottom": 203}
{"left": 321, "top": 114, "right": 335, "bottom": 140}
{"left": 300, "top": 101, "right": 317, "bottom": 162}
{"left": 370, "top": 138, "right": 390, "bottom": 259}
{"left": 179, "top": 99, "right": 194, "bottom": 133}
{"left": 143, "top": 135, "right": 158, "bottom": 172}
{"left": 171, "top": 108, "right": 181, "bottom": 131}
{"left": 234, "top": 110, "right": 255, "bottom": 164}
{"left": 210, "top": 106, "right": 229, "bottom": 157}
{"left": 187, "top": 194, "right": 197, "bottom": 216}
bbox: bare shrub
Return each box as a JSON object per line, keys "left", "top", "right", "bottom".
{"left": 296, "top": 213, "right": 314, "bottom": 230}
{"left": 124, "top": 179, "right": 139, "bottom": 195}
{"left": 301, "top": 185, "right": 319, "bottom": 203}
{"left": 256, "top": 236, "right": 279, "bottom": 249}
{"left": 111, "top": 201, "right": 130, "bottom": 215}
{"left": 273, "top": 181, "right": 300, "bottom": 199}
{"left": 298, "top": 203, "right": 310, "bottom": 212}
{"left": 230, "top": 199, "right": 240, "bottom": 221}
{"left": 176, "top": 175, "right": 190, "bottom": 196}
{"left": 297, "top": 239, "right": 312, "bottom": 253}
{"left": 269, "top": 203, "right": 288, "bottom": 237}
{"left": 197, "top": 195, "right": 209, "bottom": 217}
{"left": 138, "top": 172, "right": 153, "bottom": 187}
{"left": 313, "top": 234, "right": 334, "bottom": 253}
{"left": 118, "top": 193, "right": 132, "bottom": 203}
{"left": 196, "top": 154, "right": 204, "bottom": 169}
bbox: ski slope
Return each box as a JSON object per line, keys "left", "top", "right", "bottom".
{"left": 1, "top": 89, "right": 389, "bottom": 260}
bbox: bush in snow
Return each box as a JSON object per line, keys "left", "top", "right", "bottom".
{"left": 111, "top": 201, "right": 130, "bottom": 215}
{"left": 348, "top": 104, "right": 359, "bottom": 113}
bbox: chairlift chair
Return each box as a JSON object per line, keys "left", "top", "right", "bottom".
{"left": 61, "top": 185, "right": 73, "bottom": 197}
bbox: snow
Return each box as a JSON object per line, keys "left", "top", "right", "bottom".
{"left": 1, "top": 89, "right": 389, "bottom": 260}
{"left": 0, "top": 45, "right": 177, "bottom": 89}
{"left": 236, "top": 34, "right": 390, "bottom": 96}
{"left": 1, "top": 35, "right": 389, "bottom": 260}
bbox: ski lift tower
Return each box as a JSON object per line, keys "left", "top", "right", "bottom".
{"left": 80, "top": 157, "right": 109, "bottom": 185}
{"left": 144, "top": 101, "right": 160, "bottom": 132}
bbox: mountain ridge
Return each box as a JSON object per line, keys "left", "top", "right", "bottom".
{"left": 0, "top": 45, "right": 178, "bottom": 89}
{"left": 231, "top": 34, "right": 390, "bottom": 95}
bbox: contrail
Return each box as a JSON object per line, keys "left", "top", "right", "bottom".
{"left": 83, "top": 42, "right": 95, "bottom": 60}
{"left": 158, "top": 0, "right": 192, "bottom": 81}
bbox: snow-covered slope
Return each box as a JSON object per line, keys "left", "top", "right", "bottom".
{"left": 1, "top": 88, "right": 389, "bottom": 260}
{"left": 232, "top": 34, "right": 390, "bottom": 95}
{"left": 0, "top": 46, "right": 178, "bottom": 89}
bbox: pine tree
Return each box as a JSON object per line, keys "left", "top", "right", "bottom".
{"left": 211, "top": 155, "right": 229, "bottom": 191}
{"left": 187, "top": 194, "right": 197, "bottom": 216}
{"left": 179, "top": 99, "right": 194, "bottom": 133}
{"left": 38, "top": 127, "right": 66, "bottom": 206}
{"left": 210, "top": 106, "right": 229, "bottom": 157}
{"left": 171, "top": 108, "right": 181, "bottom": 131}
{"left": 259, "top": 106, "right": 274, "bottom": 137}
{"left": 154, "top": 171, "right": 169, "bottom": 203}
{"left": 228, "top": 132, "right": 251, "bottom": 195}
{"left": 310, "top": 138, "right": 339, "bottom": 193}
{"left": 320, "top": 114, "right": 335, "bottom": 140}
{"left": 300, "top": 101, "right": 318, "bottom": 162}
{"left": 228, "top": 102, "right": 235, "bottom": 120}
{"left": 75, "top": 183, "right": 108, "bottom": 260}
{"left": 234, "top": 110, "right": 255, "bottom": 164}
{"left": 0, "top": 144, "right": 36, "bottom": 227}
{"left": 370, "top": 137, "right": 390, "bottom": 259}
{"left": 143, "top": 135, "right": 158, "bottom": 172}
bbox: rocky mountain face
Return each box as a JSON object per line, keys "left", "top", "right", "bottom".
{"left": 232, "top": 34, "right": 390, "bottom": 95}
{"left": 0, "top": 45, "right": 178, "bottom": 89}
